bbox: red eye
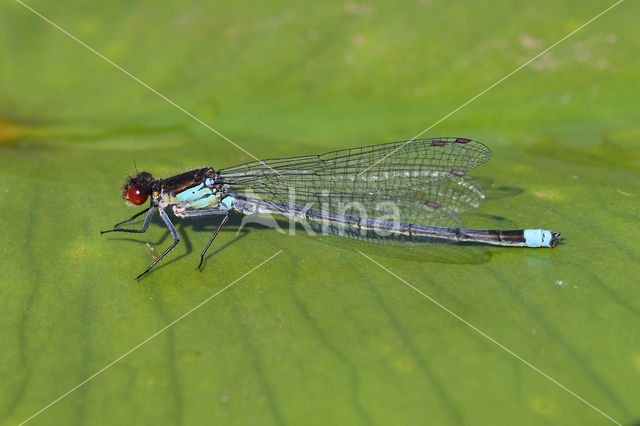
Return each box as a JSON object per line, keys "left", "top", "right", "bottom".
{"left": 125, "top": 184, "right": 149, "bottom": 205}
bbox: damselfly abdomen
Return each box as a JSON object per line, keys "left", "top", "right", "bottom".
{"left": 101, "top": 138, "right": 560, "bottom": 279}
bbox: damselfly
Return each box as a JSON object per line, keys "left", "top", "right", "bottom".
{"left": 102, "top": 138, "right": 560, "bottom": 279}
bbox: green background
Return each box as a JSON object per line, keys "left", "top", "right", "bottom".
{"left": 1, "top": 0, "right": 638, "bottom": 425}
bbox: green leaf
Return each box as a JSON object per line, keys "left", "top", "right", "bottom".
{"left": 1, "top": 1, "right": 639, "bottom": 425}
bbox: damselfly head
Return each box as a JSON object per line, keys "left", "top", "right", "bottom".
{"left": 122, "top": 171, "right": 154, "bottom": 205}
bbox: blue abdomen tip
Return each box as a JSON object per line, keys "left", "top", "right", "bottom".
{"left": 524, "top": 229, "right": 555, "bottom": 248}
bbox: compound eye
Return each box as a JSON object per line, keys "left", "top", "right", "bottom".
{"left": 125, "top": 184, "right": 149, "bottom": 205}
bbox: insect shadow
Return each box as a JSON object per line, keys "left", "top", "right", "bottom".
{"left": 475, "top": 177, "right": 525, "bottom": 201}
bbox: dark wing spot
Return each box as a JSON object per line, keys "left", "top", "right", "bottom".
{"left": 425, "top": 201, "right": 441, "bottom": 209}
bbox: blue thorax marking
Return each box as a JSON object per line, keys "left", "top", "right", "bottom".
{"left": 172, "top": 182, "right": 230, "bottom": 210}
{"left": 220, "top": 195, "right": 235, "bottom": 211}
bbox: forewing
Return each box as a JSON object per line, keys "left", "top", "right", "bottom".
{"left": 221, "top": 137, "right": 490, "bottom": 224}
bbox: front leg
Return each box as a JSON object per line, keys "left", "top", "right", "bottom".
{"left": 136, "top": 207, "right": 180, "bottom": 280}
{"left": 112, "top": 208, "right": 149, "bottom": 229}
{"left": 101, "top": 206, "right": 155, "bottom": 235}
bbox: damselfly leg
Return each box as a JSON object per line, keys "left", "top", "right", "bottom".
{"left": 101, "top": 206, "right": 156, "bottom": 235}
{"left": 111, "top": 208, "right": 150, "bottom": 228}
{"left": 102, "top": 205, "right": 233, "bottom": 278}
{"left": 135, "top": 208, "right": 180, "bottom": 280}
{"left": 198, "top": 212, "right": 230, "bottom": 269}
{"left": 101, "top": 206, "right": 179, "bottom": 279}
{"left": 175, "top": 208, "right": 232, "bottom": 270}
